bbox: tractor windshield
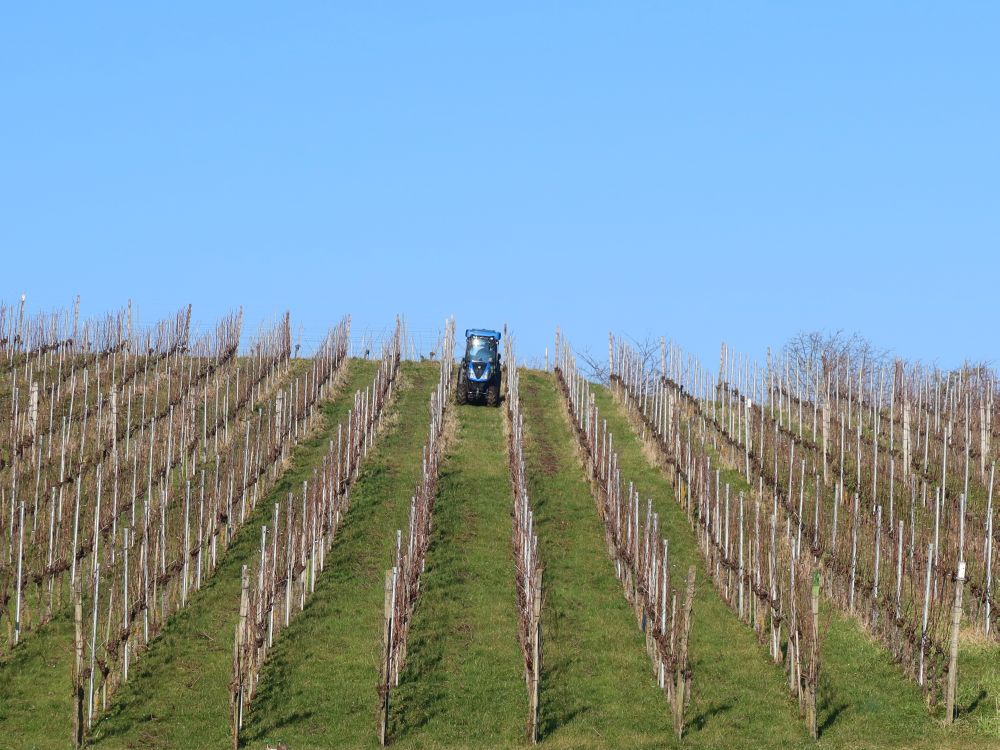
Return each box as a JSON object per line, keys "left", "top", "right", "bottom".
{"left": 466, "top": 336, "right": 496, "bottom": 363}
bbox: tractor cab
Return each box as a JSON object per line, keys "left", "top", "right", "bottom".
{"left": 457, "top": 328, "right": 502, "bottom": 406}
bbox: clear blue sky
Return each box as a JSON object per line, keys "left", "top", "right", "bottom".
{"left": 2, "top": 4, "right": 997, "bottom": 369}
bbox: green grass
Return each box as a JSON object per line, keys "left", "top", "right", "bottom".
{"left": 815, "top": 615, "right": 988, "bottom": 749}
{"left": 85, "top": 357, "right": 382, "bottom": 749}
{"left": 0, "top": 603, "right": 77, "bottom": 749}
{"left": 4, "top": 361, "right": 994, "bottom": 749}
{"left": 559, "top": 378, "right": 806, "bottom": 750}
{"left": 597, "top": 383, "right": 1000, "bottom": 749}
{"left": 388, "top": 398, "right": 527, "bottom": 748}
{"left": 238, "top": 361, "right": 441, "bottom": 749}
{"left": 517, "top": 371, "right": 674, "bottom": 748}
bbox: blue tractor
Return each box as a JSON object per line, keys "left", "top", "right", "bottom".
{"left": 456, "top": 328, "right": 502, "bottom": 406}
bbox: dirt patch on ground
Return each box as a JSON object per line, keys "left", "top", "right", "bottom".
{"left": 522, "top": 378, "right": 561, "bottom": 477}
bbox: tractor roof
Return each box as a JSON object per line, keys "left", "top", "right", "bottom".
{"left": 465, "top": 328, "right": 501, "bottom": 341}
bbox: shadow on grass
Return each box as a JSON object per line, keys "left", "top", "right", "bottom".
{"left": 690, "top": 700, "right": 734, "bottom": 732}
{"left": 538, "top": 656, "right": 592, "bottom": 737}
{"left": 816, "top": 666, "right": 850, "bottom": 737}
{"left": 819, "top": 701, "right": 849, "bottom": 736}
{"left": 963, "top": 689, "right": 988, "bottom": 718}
{"left": 392, "top": 658, "right": 448, "bottom": 740}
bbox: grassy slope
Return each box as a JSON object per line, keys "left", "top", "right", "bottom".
{"left": 0, "top": 360, "right": 316, "bottom": 745}
{"left": 596, "top": 383, "right": 1000, "bottom": 749}
{"left": 239, "top": 361, "right": 440, "bottom": 748}
{"left": 7, "top": 358, "right": 991, "bottom": 750}
{"left": 388, "top": 400, "right": 526, "bottom": 749}
{"left": 547, "top": 376, "right": 808, "bottom": 750}
{"left": 87, "top": 357, "right": 381, "bottom": 749}
{"left": 0, "top": 603, "right": 76, "bottom": 748}
{"left": 706, "top": 403, "right": 999, "bottom": 740}
{"left": 707, "top": 420, "right": 999, "bottom": 746}
{"left": 517, "top": 371, "right": 674, "bottom": 748}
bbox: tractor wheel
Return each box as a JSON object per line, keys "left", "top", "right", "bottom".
{"left": 486, "top": 383, "right": 500, "bottom": 407}
{"left": 456, "top": 383, "right": 469, "bottom": 405}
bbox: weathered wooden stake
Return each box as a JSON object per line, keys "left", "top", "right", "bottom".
{"left": 530, "top": 577, "right": 542, "bottom": 744}
{"left": 673, "top": 565, "right": 696, "bottom": 740}
{"left": 72, "top": 575, "right": 84, "bottom": 748}
{"left": 944, "top": 560, "right": 966, "bottom": 725}
{"left": 808, "top": 570, "right": 820, "bottom": 739}
{"left": 232, "top": 565, "right": 249, "bottom": 749}
{"left": 379, "top": 568, "right": 395, "bottom": 746}
{"left": 14, "top": 499, "right": 24, "bottom": 645}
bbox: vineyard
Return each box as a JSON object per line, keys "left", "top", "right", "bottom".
{"left": 0, "top": 298, "right": 996, "bottom": 749}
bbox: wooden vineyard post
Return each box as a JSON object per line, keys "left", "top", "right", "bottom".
{"left": 608, "top": 332, "right": 614, "bottom": 381}
{"left": 673, "top": 566, "right": 696, "bottom": 740}
{"left": 379, "top": 568, "right": 395, "bottom": 746}
{"left": 88, "top": 564, "right": 100, "bottom": 729}
{"left": 232, "top": 565, "right": 249, "bottom": 750}
{"left": 72, "top": 574, "right": 84, "bottom": 749}
{"left": 530, "top": 575, "right": 542, "bottom": 744}
{"left": 808, "top": 570, "right": 820, "bottom": 739}
{"left": 849, "top": 493, "right": 859, "bottom": 613}
{"left": 945, "top": 561, "right": 966, "bottom": 725}
{"left": 987, "top": 463, "right": 995, "bottom": 637}
{"left": 919, "top": 543, "right": 933, "bottom": 686}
